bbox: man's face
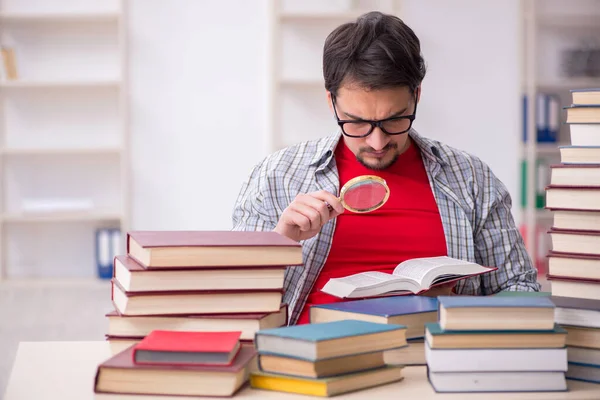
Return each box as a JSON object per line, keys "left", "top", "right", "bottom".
{"left": 328, "top": 85, "right": 418, "bottom": 171}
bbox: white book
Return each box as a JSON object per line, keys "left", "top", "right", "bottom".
{"left": 320, "top": 256, "right": 494, "bottom": 299}
{"left": 559, "top": 146, "right": 600, "bottom": 164}
{"left": 429, "top": 371, "right": 567, "bottom": 393}
{"left": 570, "top": 124, "right": 600, "bottom": 146}
{"left": 425, "top": 345, "right": 568, "bottom": 373}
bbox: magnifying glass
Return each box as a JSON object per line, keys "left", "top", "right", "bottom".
{"left": 327, "top": 175, "right": 390, "bottom": 213}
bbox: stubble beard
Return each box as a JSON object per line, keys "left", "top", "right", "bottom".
{"left": 357, "top": 143, "right": 399, "bottom": 171}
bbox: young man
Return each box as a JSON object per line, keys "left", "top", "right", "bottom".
{"left": 232, "top": 11, "right": 540, "bottom": 325}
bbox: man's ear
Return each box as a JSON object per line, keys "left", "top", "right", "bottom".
{"left": 326, "top": 91, "right": 333, "bottom": 113}
{"left": 416, "top": 85, "right": 422, "bottom": 103}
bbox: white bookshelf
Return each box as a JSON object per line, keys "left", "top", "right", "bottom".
{"left": 268, "top": 0, "right": 401, "bottom": 153}
{"left": 521, "top": 0, "right": 600, "bottom": 266}
{"left": 0, "top": 0, "right": 129, "bottom": 280}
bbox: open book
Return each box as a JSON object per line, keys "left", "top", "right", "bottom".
{"left": 320, "top": 256, "right": 497, "bottom": 299}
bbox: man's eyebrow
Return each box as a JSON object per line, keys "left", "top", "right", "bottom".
{"left": 343, "top": 106, "right": 409, "bottom": 121}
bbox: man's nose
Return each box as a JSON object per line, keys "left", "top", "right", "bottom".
{"left": 366, "top": 127, "right": 389, "bottom": 151}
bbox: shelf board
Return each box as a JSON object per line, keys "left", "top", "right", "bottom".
{"left": 0, "top": 80, "right": 120, "bottom": 89}
{"left": 278, "top": 11, "right": 364, "bottom": 21}
{"left": 1, "top": 212, "right": 123, "bottom": 223}
{"left": 0, "top": 12, "right": 120, "bottom": 23}
{"left": 1, "top": 147, "right": 123, "bottom": 156}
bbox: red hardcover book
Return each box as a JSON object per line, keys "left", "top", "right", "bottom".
{"left": 94, "top": 344, "right": 256, "bottom": 397}
{"left": 111, "top": 279, "right": 283, "bottom": 316}
{"left": 132, "top": 330, "right": 242, "bottom": 366}
{"left": 105, "top": 304, "right": 288, "bottom": 340}
{"left": 113, "top": 255, "right": 287, "bottom": 292}
{"left": 126, "top": 230, "right": 303, "bottom": 268}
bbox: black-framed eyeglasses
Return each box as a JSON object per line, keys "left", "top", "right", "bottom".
{"left": 331, "top": 94, "right": 418, "bottom": 138}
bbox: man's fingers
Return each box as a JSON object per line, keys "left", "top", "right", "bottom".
{"left": 289, "top": 202, "right": 322, "bottom": 231}
{"left": 311, "top": 190, "right": 345, "bottom": 214}
{"left": 284, "top": 208, "right": 312, "bottom": 232}
{"left": 298, "top": 194, "right": 333, "bottom": 225}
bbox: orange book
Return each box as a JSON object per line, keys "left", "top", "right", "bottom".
{"left": 132, "top": 330, "right": 241, "bottom": 366}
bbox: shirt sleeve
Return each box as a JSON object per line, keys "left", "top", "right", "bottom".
{"left": 231, "top": 158, "right": 277, "bottom": 232}
{"left": 473, "top": 170, "right": 542, "bottom": 295}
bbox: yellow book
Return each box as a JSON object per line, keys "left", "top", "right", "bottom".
{"left": 249, "top": 365, "right": 404, "bottom": 397}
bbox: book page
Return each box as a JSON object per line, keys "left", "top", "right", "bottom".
{"left": 392, "top": 256, "right": 475, "bottom": 283}
{"left": 333, "top": 271, "right": 398, "bottom": 287}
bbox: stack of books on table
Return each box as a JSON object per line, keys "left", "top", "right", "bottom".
{"left": 426, "top": 296, "right": 568, "bottom": 393}
{"left": 309, "top": 295, "right": 439, "bottom": 366}
{"left": 546, "top": 87, "right": 600, "bottom": 301}
{"left": 105, "top": 230, "right": 301, "bottom": 353}
{"left": 249, "top": 320, "right": 407, "bottom": 397}
{"left": 94, "top": 330, "right": 256, "bottom": 397}
{"left": 544, "top": 88, "right": 600, "bottom": 384}
{"left": 552, "top": 296, "right": 600, "bottom": 383}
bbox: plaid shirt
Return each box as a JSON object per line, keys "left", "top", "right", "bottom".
{"left": 232, "top": 129, "right": 540, "bottom": 324}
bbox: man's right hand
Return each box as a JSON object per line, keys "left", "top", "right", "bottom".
{"left": 274, "top": 190, "right": 344, "bottom": 242}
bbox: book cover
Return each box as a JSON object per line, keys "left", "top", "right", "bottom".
{"left": 134, "top": 330, "right": 241, "bottom": 354}
{"left": 310, "top": 295, "right": 438, "bottom": 317}
{"left": 255, "top": 320, "right": 406, "bottom": 343}
{"left": 547, "top": 275, "right": 600, "bottom": 284}
{"left": 551, "top": 296, "right": 600, "bottom": 310}
{"left": 493, "top": 291, "right": 551, "bottom": 297}
{"left": 106, "top": 303, "right": 288, "bottom": 320}
{"left": 547, "top": 251, "right": 600, "bottom": 260}
{"left": 97, "top": 343, "right": 255, "bottom": 374}
{"left": 132, "top": 331, "right": 242, "bottom": 366}
{"left": 126, "top": 230, "right": 304, "bottom": 268}
{"left": 425, "top": 322, "right": 567, "bottom": 336}
{"left": 111, "top": 277, "right": 283, "bottom": 297}
{"left": 249, "top": 366, "right": 404, "bottom": 397}
{"left": 438, "top": 295, "right": 555, "bottom": 309}
{"left": 114, "top": 254, "right": 288, "bottom": 273}
{"left": 127, "top": 231, "right": 302, "bottom": 249}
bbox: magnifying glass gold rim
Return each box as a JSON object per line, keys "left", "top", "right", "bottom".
{"left": 339, "top": 175, "right": 390, "bottom": 213}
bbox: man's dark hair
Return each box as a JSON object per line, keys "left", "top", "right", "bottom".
{"left": 323, "top": 11, "right": 426, "bottom": 96}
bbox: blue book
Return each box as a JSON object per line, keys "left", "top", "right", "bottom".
{"left": 310, "top": 296, "right": 438, "bottom": 339}
{"left": 255, "top": 320, "right": 407, "bottom": 361}
{"left": 437, "top": 296, "right": 556, "bottom": 332}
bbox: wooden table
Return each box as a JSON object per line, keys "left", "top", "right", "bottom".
{"left": 4, "top": 341, "right": 600, "bottom": 399}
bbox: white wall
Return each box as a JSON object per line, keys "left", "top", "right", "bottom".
{"left": 403, "top": 0, "right": 522, "bottom": 224}
{"left": 128, "top": 0, "right": 523, "bottom": 230}
{"left": 128, "top": 0, "right": 269, "bottom": 230}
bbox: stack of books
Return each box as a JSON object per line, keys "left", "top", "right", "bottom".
{"left": 544, "top": 88, "right": 600, "bottom": 384}
{"left": 552, "top": 296, "right": 600, "bottom": 383}
{"left": 94, "top": 330, "right": 256, "bottom": 397}
{"left": 105, "top": 230, "right": 302, "bottom": 353}
{"left": 249, "top": 320, "right": 407, "bottom": 397}
{"left": 309, "top": 295, "right": 439, "bottom": 366}
{"left": 426, "top": 296, "right": 568, "bottom": 393}
{"left": 546, "top": 87, "right": 600, "bottom": 300}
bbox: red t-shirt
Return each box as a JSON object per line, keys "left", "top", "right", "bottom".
{"left": 296, "top": 138, "right": 448, "bottom": 324}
